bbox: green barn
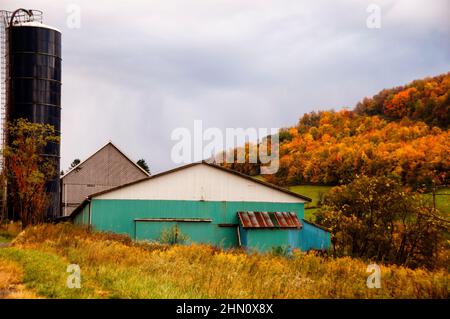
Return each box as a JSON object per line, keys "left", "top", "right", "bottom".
{"left": 70, "top": 161, "right": 330, "bottom": 252}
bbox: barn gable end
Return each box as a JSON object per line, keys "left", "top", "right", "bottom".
{"left": 61, "top": 142, "right": 150, "bottom": 216}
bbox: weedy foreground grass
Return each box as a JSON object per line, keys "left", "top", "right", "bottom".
{"left": 0, "top": 223, "right": 448, "bottom": 299}
{"left": 0, "top": 259, "right": 40, "bottom": 298}
{"left": 0, "top": 223, "right": 21, "bottom": 243}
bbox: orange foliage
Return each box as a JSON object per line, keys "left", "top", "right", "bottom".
{"left": 384, "top": 87, "right": 418, "bottom": 118}
{"left": 226, "top": 73, "right": 450, "bottom": 188}
{"left": 271, "top": 111, "right": 449, "bottom": 187}
{"left": 356, "top": 72, "right": 450, "bottom": 128}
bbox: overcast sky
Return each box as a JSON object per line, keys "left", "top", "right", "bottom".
{"left": 3, "top": 0, "right": 449, "bottom": 173}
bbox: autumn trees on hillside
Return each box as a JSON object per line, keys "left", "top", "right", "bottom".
{"left": 269, "top": 111, "right": 449, "bottom": 188}
{"left": 225, "top": 73, "right": 450, "bottom": 188}
{"left": 355, "top": 72, "right": 450, "bottom": 128}
{"left": 227, "top": 110, "right": 449, "bottom": 189}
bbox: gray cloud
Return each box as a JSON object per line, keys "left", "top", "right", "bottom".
{"left": 2, "top": 0, "right": 449, "bottom": 173}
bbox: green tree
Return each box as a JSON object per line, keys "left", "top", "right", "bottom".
{"left": 136, "top": 159, "right": 150, "bottom": 174}
{"left": 4, "top": 119, "right": 59, "bottom": 228}
{"left": 315, "top": 176, "right": 448, "bottom": 269}
{"left": 70, "top": 158, "right": 81, "bottom": 169}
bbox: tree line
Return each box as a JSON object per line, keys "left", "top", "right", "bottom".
{"left": 225, "top": 73, "right": 450, "bottom": 190}
{"left": 355, "top": 72, "right": 449, "bottom": 129}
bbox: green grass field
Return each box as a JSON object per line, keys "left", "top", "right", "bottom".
{"left": 423, "top": 188, "right": 450, "bottom": 218}
{"left": 289, "top": 186, "right": 450, "bottom": 221}
{"left": 288, "top": 185, "right": 332, "bottom": 221}
{"left": 254, "top": 176, "right": 450, "bottom": 221}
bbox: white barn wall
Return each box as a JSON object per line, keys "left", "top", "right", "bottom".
{"left": 95, "top": 164, "right": 306, "bottom": 203}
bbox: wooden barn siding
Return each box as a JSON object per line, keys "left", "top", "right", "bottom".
{"left": 61, "top": 144, "right": 148, "bottom": 216}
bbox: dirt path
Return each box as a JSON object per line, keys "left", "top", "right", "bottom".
{"left": 0, "top": 240, "right": 40, "bottom": 299}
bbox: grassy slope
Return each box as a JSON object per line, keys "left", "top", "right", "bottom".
{"left": 291, "top": 186, "right": 450, "bottom": 220}
{"left": 288, "top": 185, "right": 333, "bottom": 207}
{"left": 423, "top": 188, "right": 450, "bottom": 218}
{"left": 288, "top": 185, "right": 332, "bottom": 221}
{"left": 0, "top": 224, "right": 448, "bottom": 299}
{"left": 253, "top": 176, "right": 332, "bottom": 221}
{"left": 254, "top": 176, "right": 450, "bottom": 220}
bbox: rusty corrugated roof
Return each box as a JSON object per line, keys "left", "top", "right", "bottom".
{"left": 237, "top": 211, "right": 302, "bottom": 229}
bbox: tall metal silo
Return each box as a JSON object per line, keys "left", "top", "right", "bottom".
{"left": 0, "top": 9, "right": 61, "bottom": 219}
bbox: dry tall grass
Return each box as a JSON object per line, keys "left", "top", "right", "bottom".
{"left": 0, "top": 259, "right": 40, "bottom": 299}
{"left": 0, "top": 222, "right": 22, "bottom": 242}
{"left": 2, "top": 223, "right": 449, "bottom": 299}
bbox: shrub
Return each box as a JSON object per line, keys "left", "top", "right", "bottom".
{"left": 269, "top": 245, "right": 291, "bottom": 257}
{"left": 315, "top": 176, "right": 449, "bottom": 269}
{"left": 159, "top": 225, "right": 189, "bottom": 245}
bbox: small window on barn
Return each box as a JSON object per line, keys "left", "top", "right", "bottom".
{"left": 87, "top": 184, "right": 95, "bottom": 187}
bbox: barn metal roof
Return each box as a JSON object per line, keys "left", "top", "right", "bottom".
{"left": 237, "top": 211, "right": 302, "bottom": 229}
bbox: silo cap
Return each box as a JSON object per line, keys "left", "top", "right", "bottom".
{"left": 13, "top": 21, "right": 61, "bottom": 33}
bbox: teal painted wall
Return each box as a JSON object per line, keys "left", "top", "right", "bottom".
{"left": 241, "top": 227, "right": 300, "bottom": 252}
{"left": 299, "top": 221, "right": 331, "bottom": 251}
{"left": 241, "top": 223, "right": 330, "bottom": 253}
{"left": 135, "top": 221, "right": 228, "bottom": 246}
{"left": 73, "top": 199, "right": 330, "bottom": 251}
{"left": 87, "top": 199, "right": 305, "bottom": 249}
{"left": 73, "top": 203, "right": 90, "bottom": 225}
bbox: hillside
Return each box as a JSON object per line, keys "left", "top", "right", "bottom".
{"left": 355, "top": 72, "right": 450, "bottom": 129}
{"left": 0, "top": 224, "right": 448, "bottom": 299}
{"left": 226, "top": 73, "right": 450, "bottom": 189}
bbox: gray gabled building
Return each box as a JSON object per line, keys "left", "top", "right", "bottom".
{"left": 60, "top": 141, "right": 150, "bottom": 216}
